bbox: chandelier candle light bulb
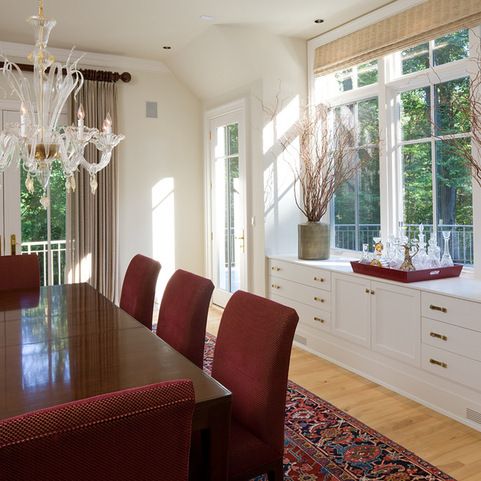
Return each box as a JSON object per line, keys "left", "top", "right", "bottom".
{"left": 20, "top": 104, "right": 27, "bottom": 137}
{"left": 77, "top": 104, "right": 85, "bottom": 139}
{"left": 0, "top": 0, "right": 125, "bottom": 208}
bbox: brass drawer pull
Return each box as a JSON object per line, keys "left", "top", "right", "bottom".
{"left": 271, "top": 284, "right": 281, "bottom": 290}
{"left": 365, "top": 288, "right": 370, "bottom": 294}
{"left": 429, "top": 304, "right": 447, "bottom": 313}
{"left": 430, "top": 358, "right": 448, "bottom": 369}
{"left": 313, "top": 317, "right": 325, "bottom": 324}
{"left": 314, "top": 276, "right": 324, "bottom": 283}
{"left": 430, "top": 332, "right": 448, "bottom": 341}
{"left": 370, "top": 290, "right": 375, "bottom": 295}
{"left": 271, "top": 266, "right": 281, "bottom": 272}
{"left": 314, "top": 297, "right": 325, "bottom": 303}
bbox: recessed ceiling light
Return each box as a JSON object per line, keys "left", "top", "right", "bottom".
{"left": 200, "top": 15, "right": 215, "bottom": 21}
{"left": 162, "top": 46, "right": 172, "bottom": 50}
{"left": 314, "top": 19, "right": 325, "bottom": 24}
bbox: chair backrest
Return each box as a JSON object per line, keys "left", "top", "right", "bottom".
{"left": 0, "top": 380, "right": 195, "bottom": 481}
{"left": 211, "top": 291, "right": 298, "bottom": 457}
{"left": 0, "top": 254, "right": 40, "bottom": 291}
{"left": 120, "top": 254, "right": 161, "bottom": 329}
{"left": 156, "top": 269, "right": 214, "bottom": 368}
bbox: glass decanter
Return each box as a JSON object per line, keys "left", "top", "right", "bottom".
{"left": 427, "top": 234, "right": 441, "bottom": 268}
{"left": 389, "top": 236, "right": 403, "bottom": 269}
{"left": 414, "top": 224, "right": 428, "bottom": 269}
{"left": 359, "top": 243, "right": 372, "bottom": 264}
{"left": 440, "top": 231, "right": 454, "bottom": 267}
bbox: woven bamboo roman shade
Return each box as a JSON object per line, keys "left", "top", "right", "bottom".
{"left": 314, "top": 0, "right": 481, "bottom": 76}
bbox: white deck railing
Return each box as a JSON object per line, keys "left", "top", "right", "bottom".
{"left": 21, "top": 240, "right": 67, "bottom": 286}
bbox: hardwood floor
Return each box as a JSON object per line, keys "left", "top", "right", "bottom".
{"left": 207, "top": 306, "right": 481, "bottom": 481}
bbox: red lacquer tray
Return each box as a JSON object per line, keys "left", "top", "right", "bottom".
{"left": 350, "top": 261, "right": 463, "bottom": 283}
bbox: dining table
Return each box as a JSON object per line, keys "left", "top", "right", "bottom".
{"left": 0, "top": 283, "right": 231, "bottom": 481}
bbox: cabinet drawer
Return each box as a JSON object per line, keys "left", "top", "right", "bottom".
{"left": 269, "top": 276, "right": 331, "bottom": 310}
{"left": 422, "top": 292, "right": 481, "bottom": 332}
{"left": 422, "top": 344, "right": 481, "bottom": 392}
{"left": 268, "top": 259, "right": 331, "bottom": 291}
{"left": 270, "top": 294, "right": 331, "bottom": 333}
{"left": 422, "top": 317, "right": 481, "bottom": 363}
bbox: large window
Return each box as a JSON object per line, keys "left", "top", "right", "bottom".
{"left": 315, "top": 28, "right": 476, "bottom": 265}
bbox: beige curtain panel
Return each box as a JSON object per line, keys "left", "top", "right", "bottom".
{"left": 67, "top": 80, "right": 119, "bottom": 302}
{"left": 314, "top": 0, "right": 481, "bottom": 76}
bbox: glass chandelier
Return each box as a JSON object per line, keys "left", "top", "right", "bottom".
{"left": 0, "top": 0, "right": 124, "bottom": 208}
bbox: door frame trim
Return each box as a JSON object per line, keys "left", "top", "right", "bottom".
{"left": 204, "top": 98, "right": 248, "bottom": 304}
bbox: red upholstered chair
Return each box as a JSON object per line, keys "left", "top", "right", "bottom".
{"left": 0, "top": 380, "right": 195, "bottom": 481}
{"left": 120, "top": 254, "right": 161, "bottom": 329}
{"left": 211, "top": 291, "right": 299, "bottom": 481}
{"left": 156, "top": 269, "right": 214, "bottom": 368}
{"left": 0, "top": 254, "right": 40, "bottom": 291}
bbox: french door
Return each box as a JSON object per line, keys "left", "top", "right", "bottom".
{"left": 207, "top": 104, "right": 247, "bottom": 307}
{"left": 0, "top": 101, "right": 67, "bottom": 285}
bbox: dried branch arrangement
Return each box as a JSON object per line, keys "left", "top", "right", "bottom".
{"left": 278, "top": 104, "right": 362, "bottom": 222}
{"left": 453, "top": 65, "right": 481, "bottom": 186}
{"left": 433, "top": 42, "right": 481, "bottom": 186}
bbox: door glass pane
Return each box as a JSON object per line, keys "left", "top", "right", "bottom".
{"left": 21, "top": 165, "right": 66, "bottom": 285}
{"left": 402, "top": 143, "right": 433, "bottom": 240}
{"left": 214, "top": 122, "right": 241, "bottom": 294}
{"left": 436, "top": 139, "right": 473, "bottom": 265}
{"left": 433, "top": 29, "right": 469, "bottom": 66}
{"left": 401, "top": 87, "right": 431, "bottom": 141}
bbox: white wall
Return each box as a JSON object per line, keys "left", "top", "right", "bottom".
{"left": 166, "top": 25, "right": 307, "bottom": 295}
{"left": 117, "top": 69, "right": 204, "bottom": 299}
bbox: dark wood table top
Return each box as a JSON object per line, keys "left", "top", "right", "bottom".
{"left": 0, "top": 283, "right": 231, "bottom": 421}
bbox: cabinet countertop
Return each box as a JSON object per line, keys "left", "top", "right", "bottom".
{"left": 268, "top": 255, "right": 481, "bottom": 304}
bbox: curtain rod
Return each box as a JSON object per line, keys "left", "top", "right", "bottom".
{"left": 0, "top": 62, "right": 132, "bottom": 83}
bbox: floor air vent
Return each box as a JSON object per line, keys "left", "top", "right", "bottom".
{"left": 294, "top": 334, "right": 307, "bottom": 345}
{"left": 467, "top": 408, "right": 481, "bottom": 425}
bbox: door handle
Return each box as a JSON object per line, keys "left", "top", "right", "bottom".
{"left": 10, "top": 234, "right": 16, "bottom": 255}
{"left": 235, "top": 230, "right": 245, "bottom": 253}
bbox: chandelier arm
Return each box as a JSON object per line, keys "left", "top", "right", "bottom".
{"left": 1, "top": 59, "right": 35, "bottom": 129}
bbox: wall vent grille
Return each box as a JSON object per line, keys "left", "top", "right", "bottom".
{"left": 467, "top": 408, "right": 481, "bottom": 425}
{"left": 295, "top": 334, "right": 307, "bottom": 345}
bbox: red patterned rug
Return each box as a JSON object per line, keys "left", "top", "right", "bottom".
{"left": 203, "top": 334, "right": 456, "bottom": 481}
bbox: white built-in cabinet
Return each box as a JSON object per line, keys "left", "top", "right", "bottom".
{"left": 332, "top": 273, "right": 421, "bottom": 366}
{"left": 332, "top": 274, "right": 371, "bottom": 348}
{"left": 267, "top": 256, "right": 481, "bottom": 433}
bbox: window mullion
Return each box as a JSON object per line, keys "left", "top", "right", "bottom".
{"left": 378, "top": 57, "right": 392, "bottom": 240}
{"left": 430, "top": 82, "right": 438, "bottom": 240}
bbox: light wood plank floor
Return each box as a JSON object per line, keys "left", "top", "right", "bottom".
{"left": 207, "top": 306, "right": 481, "bottom": 481}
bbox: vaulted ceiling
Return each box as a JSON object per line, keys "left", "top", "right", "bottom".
{"left": 0, "top": 0, "right": 394, "bottom": 60}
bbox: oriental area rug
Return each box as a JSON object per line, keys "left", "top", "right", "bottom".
{"left": 202, "top": 334, "right": 456, "bottom": 481}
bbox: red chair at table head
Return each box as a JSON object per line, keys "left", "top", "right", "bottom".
{"left": 120, "top": 254, "right": 161, "bottom": 329}
{"left": 0, "top": 254, "right": 40, "bottom": 291}
{"left": 0, "top": 380, "right": 195, "bottom": 481}
{"left": 212, "top": 290, "right": 298, "bottom": 481}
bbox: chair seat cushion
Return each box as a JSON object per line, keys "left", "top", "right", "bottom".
{"left": 228, "top": 420, "right": 281, "bottom": 479}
